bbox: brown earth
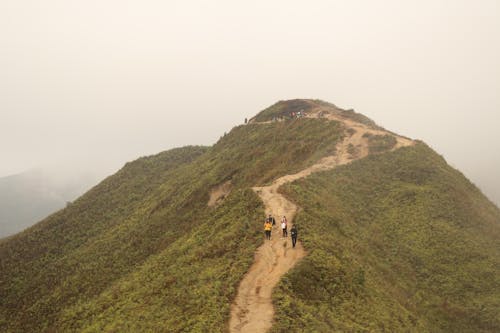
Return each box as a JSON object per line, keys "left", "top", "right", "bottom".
{"left": 229, "top": 109, "right": 414, "bottom": 332}
{"left": 208, "top": 180, "right": 232, "bottom": 207}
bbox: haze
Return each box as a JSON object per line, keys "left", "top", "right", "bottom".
{"left": 1, "top": 0, "right": 499, "bottom": 206}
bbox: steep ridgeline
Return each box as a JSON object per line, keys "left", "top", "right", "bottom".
{"left": 229, "top": 103, "right": 413, "bottom": 332}
{"left": 0, "top": 103, "right": 344, "bottom": 332}
{"left": 1, "top": 99, "right": 499, "bottom": 333}
{"left": 271, "top": 142, "right": 500, "bottom": 332}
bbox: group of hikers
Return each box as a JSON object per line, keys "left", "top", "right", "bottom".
{"left": 263, "top": 214, "right": 298, "bottom": 248}
{"left": 270, "top": 111, "right": 306, "bottom": 122}
{"left": 244, "top": 110, "right": 306, "bottom": 124}
{"left": 290, "top": 110, "right": 305, "bottom": 118}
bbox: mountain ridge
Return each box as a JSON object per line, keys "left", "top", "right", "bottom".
{"left": 230, "top": 107, "right": 414, "bottom": 332}
{"left": 1, "top": 99, "right": 499, "bottom": 332}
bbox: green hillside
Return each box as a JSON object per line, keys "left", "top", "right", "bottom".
{"left": 273, "top": 143, "right": 500, "bottom": 332}
{"left": 0, "top": 116, "right": 343, "bottom": 332}
{"left": 252, "top": 99, "right": 380, "bottom": 129}
{"left": 1, "top": 100, "right": 499, "bottom": 332}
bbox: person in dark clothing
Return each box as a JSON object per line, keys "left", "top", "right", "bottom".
{"left": 267, "top": 214, "right": 276, "bottom": 226}
{"left": 290, "top": 225, "right": 298, "bottom": 248}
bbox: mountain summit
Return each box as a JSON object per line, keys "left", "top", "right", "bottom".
{"left": 250, "top": 99, "right": 379, "bottom": 128}
{"left": 1, "top": 100, "right": 499, "bottom": 332}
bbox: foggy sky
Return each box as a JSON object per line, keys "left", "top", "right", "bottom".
{"left": 1, "top": 0, "right": 499, "bottom": 206}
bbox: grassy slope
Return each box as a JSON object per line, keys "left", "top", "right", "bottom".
{"left": 273, "top": 143, "right": 500, "bottom": 332}
{"left": 58, "top": 189, "right": 262, "bottom": 332}
{"left": 313, "top": 100, "right": 380, "bottom": 129}
{"left": 252, "top": 99, "right": 314, "bottom": 122}
{"left": 3, "top": 111, "right": 497, "bottom": 332}
{"left": 253, "top": 99, "right": 381, "bottom": 130}
{"left": 0, "top": 146, "right": 210, "bottom": 331}
{"left": 0, "top": 118, "right": 343, "bottom": 332}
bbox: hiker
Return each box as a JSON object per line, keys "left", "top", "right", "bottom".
{"left": 290, "top": 225, "right": 298, "bottom": 248}
{"left": 264, "top": 220, "right": 272, "bottom": 240}
{"left": 267, "top": 214, "right": 276, "bottom": 226}
{"left": 281, "top": 216, "right": 288, "bottom": 237}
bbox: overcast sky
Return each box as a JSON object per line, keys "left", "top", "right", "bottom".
{"left": 1, "top": 0, "right": 499, "bottom": 206}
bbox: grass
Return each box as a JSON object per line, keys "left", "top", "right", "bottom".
{"left": 363, "top": 133, "right": 397, "bottom": 153}
{"left": 0, "top": 117, "right": 344, "bottom": 332}
{"left": 272, "top": 143, "right": 500, "bottom": 332}
{"left": 252, "top": 99, "right": 314, "bottom": 122}
{"left": 1, "top": 106, "right": 498, "bottom": 332}
{"left": 313, "top": 99, "right": 381, "bottom": 129}
{"left": 212, "top": 119, "right": 344, "bottom": 187}
{"left": 56, "top": 189, "right": 263, "bottom": 332}
{"left": 254, "top": 99, "right": 382, "bottom": 130}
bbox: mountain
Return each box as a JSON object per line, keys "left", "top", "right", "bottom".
{"left": 0, "top": 99, "right": 499, "bottom": 332}
{"left": 0, "top": 169, "right": 98, "bottom": 238}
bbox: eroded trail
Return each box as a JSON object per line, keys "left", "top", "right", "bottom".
{"left": 229, "top": 111, "right": 413, "bottom": 333}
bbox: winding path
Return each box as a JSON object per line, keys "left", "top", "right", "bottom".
{"left": 229, "top": 109, "right": 413, "bottom": 332}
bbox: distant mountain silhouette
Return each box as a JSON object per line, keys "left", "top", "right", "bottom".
{"left": 0, "top": 169, "right": 97, "bottom": 238}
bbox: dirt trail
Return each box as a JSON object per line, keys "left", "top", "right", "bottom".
{"left": 229, "top": 111, "right": 413, "bottom": 333}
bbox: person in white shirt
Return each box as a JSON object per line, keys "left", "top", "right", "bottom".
{"left": 281, "top": 216, "right": 288, "bottom": 237}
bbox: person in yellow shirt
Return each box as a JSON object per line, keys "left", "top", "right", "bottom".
{"left": 264, "top": 220, "right": 272, "bottom": 240}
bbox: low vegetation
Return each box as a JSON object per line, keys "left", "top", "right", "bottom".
{"left": 273, "top": 143, "right": 500, "bottom": 332}
{"left": 2, "top": 100, "right": 498, "bottom": 332}
{"left": 363, "top": 133, "right": 397, "bottom": 153}
{"left": 251, "top": 99, "right": 314, "bottom": 122}
{"left": 313, "top": 100, "right": 381, "bottom": 129}
{"left": 0, "top": 116, "right": 343, "bottom": 332}
{"left": 57, "top": 189, "right": 263, "bottom": 332}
